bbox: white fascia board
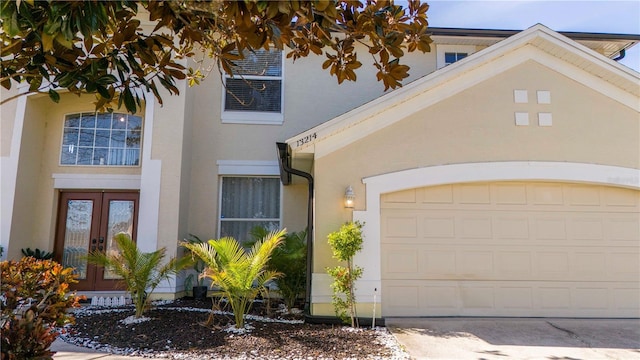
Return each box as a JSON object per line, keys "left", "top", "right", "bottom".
{"left": 287, "top": 25, "right": 640, "bottom": 157}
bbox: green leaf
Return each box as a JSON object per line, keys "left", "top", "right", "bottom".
{"left": 48, "top": 89, "right": 60, "bottom": 103}
{"left": 96, "top": 74, "right": 118, "bottom": 85}
{"left": 5, "top": 11, "right": 20, "bottom": 37}
{"left": 123, "top": 87, "right": 136, "bottom": 114}
{"left": 28, "top": 77, "right": 42, "bottom": 92}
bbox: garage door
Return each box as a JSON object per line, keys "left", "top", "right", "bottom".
{"left": 381, "top": 182, "right": 640, "bottom": 317}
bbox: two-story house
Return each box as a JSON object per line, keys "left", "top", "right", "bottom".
{"left": 1, "top": 24, "right": 639, "bottom": 319}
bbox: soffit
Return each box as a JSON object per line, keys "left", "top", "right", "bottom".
{"left": 432, "top": 35, "right": 502, "bottom": 47}
{"left": 433, "top": 35, "right": 636, "bottom": 58}
{"left": 578, "top": 39, "right": 638, "bottom": 58}
{"left": 430, "top": 26, "right": 639, "bottom": 59}
{"left": 528, "top": 35, "right": 640, "bottom": 96}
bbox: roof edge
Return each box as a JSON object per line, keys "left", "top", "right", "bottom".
{"left": 428, "top": 26, "right": 640, "bottom": 42}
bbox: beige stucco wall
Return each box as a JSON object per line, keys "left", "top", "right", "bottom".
{"left": 5, "top": 86, "right": 194, "bottom": 262}
{"left": 7, "top": 93, "right": 145, "bottom": 259}
{"left": 185, "top": 46, "right": 437, "bottom": 239}
{"left": 1, "top": 87, "right": 19, "bottom": 157}
{"left": 177, "top": 85, "right": 195, "bottom": 247}
{"left": 7, "top": 95, "right": 47, "bottom": 259}
{"left": 313, "top": 59, "right": 639, "bottom": 276}
{"left": 149, "top": 83, "right": 190, "bottom": 257}
{"left": 4, "top": 84, "right": 194, "bottom": 297}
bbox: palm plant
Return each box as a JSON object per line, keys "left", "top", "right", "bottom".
{"left": 250, "top": 227, "right": 307, "bottom": 312}
{"left": 182, "top": 229, "right": 285, "bottom": 328}
{"left": 87, "top": 233, "right": 189, "bottom": 318}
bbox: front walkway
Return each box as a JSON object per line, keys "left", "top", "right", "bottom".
{"left": 386, "top": 318, "right": 640, "bottom": 360}
{"left": 51, "top": 339, "right": 162, "bottom": 360}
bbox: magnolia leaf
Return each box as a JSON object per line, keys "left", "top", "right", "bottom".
{"left": 28, "top": 77, "right": 42, "bottom": 92}
{"left": 48, "top": 89, "right": 60, "bottom": 103}
{"left": 1, "top": 0, "right": 431, "bottom": 113}
{"left": 55, "top": 32, "right": 74, "bottom": 49}
{"left": 41, "top": 33, "right": 55, "bottom": 52}
{"left": 123, "top": 88, "right": 136, "bottom": 114}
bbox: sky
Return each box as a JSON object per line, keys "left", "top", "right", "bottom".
{"left": 413, "top": 0, "right": 640, "bottom": 71}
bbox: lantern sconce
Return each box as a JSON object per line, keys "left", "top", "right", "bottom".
{"left": 344, "top": 186, "right": 355, "bottom": 209}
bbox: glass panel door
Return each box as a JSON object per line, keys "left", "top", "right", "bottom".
{"left": 55, "top": 191, "right": 138, "bottom": 291}
{"left": 61, "top": 200, "right": 93, "bottom": 279}
{"left": 96, "top": 193, "right": 138, "bottom": 287}
{"left": 56, "top": 192, "right": 102, "bottom": 291}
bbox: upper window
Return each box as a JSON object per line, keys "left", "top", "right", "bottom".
{"left": 60, "top": 112, "right": 142, "bottom": 166}
{"left": 222, "top": 48, "right": 284, "bottom": 125}
{"left": 219, "top": 176, "right": 281, "bottom": 243}
{"left": 436, "top": 45, "right": 476, "bottom": 69}
{"left": 444, "top": 52, "right": 467, "bottom": 65}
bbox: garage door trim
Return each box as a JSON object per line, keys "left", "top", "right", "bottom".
{"left": 351, "top": 161, "right": 640, "bottom": 315}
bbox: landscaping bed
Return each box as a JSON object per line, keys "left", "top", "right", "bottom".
{"left": 60, "top": 298, "right": 407, "bottom": 359}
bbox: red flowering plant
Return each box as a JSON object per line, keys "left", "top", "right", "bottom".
{"left": 1, "top": 257, "right": 84, "bottom": 360}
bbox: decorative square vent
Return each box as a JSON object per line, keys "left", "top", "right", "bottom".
{"left": 538, "top": 113, "right": 553, "bottom": 126}
{"left": 514, "top": 90, "right": 528, "bottom": 104}
{"left": 515, "top": 112, "right": 530, "bottom": 126}
{"left": 537, "top": 91, "right": 551, "bottom": 104}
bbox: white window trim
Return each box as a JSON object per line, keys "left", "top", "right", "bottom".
{"left": 216, "top": 160, "right": 280, "bottom": 175}
{"left": 436, "top": 44, "right": 476, "bottom": 69}
{"left": 221, "top": 50, "right": 285, "bottom": 125}
{"left": 52, "top": 173, "right": 141, "bottom": 189}
{"left": 216, "top": 160, "right": 283, "bottom": 239}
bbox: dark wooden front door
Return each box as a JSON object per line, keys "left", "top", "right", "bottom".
{"left": 55, "top": 191, "right": 139, "bottom": 291}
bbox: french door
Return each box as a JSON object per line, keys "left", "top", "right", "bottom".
{"left": 55, "top": 191, "right": 139, "bottom": 291}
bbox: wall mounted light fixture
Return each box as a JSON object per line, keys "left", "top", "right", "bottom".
{"left": 344, "top": 186, "right": 355, "bottom": 208}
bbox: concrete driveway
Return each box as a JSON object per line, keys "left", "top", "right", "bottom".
{"left": 386, "top": 318, "right": 640, "bottom": 360}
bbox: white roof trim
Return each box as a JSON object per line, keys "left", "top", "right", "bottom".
{"left": 287, "top": 24, "right": 640, "bottom": 157}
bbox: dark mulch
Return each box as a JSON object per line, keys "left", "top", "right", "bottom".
{"left": 63, "top": 298, "right": 403, "bottom": 359}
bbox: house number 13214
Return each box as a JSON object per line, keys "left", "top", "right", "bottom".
{"left": 296, "top": 133, "right": 317, "bottom": 147}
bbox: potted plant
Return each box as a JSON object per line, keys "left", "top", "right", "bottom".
{"left": 183, "top": 234, "right": 208, "bottom": 300}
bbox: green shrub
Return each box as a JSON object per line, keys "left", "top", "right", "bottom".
{"left": 21, "top": 247, "right": 54, "bottom": 260}
{"left": 327, "top": 221, "right": 364, "bottom": 327}
{"left": 251, "top": 227, "right": 307, "bottom": 312}
{"left": 1, "top": 257, "right": 84, "bottom": 360}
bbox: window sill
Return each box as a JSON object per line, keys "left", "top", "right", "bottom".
{"left": 57, "top": 164, "right": 141, "bottom": 168}
{"left": 221, "top": 111, "right": 284, "bottom": 125}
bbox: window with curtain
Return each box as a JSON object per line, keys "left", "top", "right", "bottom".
{"left": 60, "top": 112, "right": 142, "bottom": 166}
{"left": 222, "top": 48, "right": 284, "bottom": 124}
{"left": 219, "top": 176, "right": 281, "bottom": 243}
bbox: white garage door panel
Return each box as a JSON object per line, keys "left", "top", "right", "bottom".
{"left": 384, "top": 280, "right": 640, "bottom": 317}
{"left": 381, "top": 182, "right": 640, "bottom": 317}
{"left": 381, "top": 244, "right": 639, "bottom": 281}
{"left": 383, "top": 210, "right": 639, "bottom": 246}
